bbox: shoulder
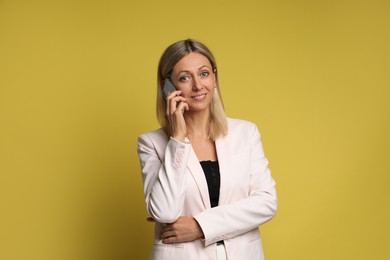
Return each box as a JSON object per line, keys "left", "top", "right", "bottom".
{"left": 226, "top": 117, "right": 259, "bottom": 133}
{"left": 138, "top": 128, "right": 168, "bottom": 145}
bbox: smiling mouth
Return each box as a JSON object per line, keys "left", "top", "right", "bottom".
{"left": 192, "top": 93, "right": 207, "bottom": 99}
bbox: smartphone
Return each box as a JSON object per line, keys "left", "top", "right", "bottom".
{"left": 163, "top": 78, "right": 177, "bottom": 100}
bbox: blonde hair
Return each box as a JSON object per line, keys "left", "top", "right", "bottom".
{"left": 156, "top": 39, "right": 227, "bottom": 140}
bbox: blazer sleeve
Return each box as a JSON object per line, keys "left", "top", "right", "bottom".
{"left": 137, "top": 133, "right": 192, "bottom": 223}
{"left": 194, "top": 123, "right": 278, "bottom": 246}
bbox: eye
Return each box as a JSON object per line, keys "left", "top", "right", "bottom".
{"left": 179, "top": 75, "right": 190, "bottom": 82}
{"left": 200, "top": 71, "right": 209, "bottom": 77}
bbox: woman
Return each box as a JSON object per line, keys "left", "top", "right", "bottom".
{"left": 137, "top": 39, "right": 277, "bottom": 260}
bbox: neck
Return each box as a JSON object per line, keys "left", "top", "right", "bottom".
{"left": 184, "top": 110, "right": 211, "bottom": 139}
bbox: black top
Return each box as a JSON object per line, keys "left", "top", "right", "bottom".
{"left": 200, "top": 160, "right": 224, "bottom": 245}
{"left": 199, "top": 160, "right": 220, "bottom": 208}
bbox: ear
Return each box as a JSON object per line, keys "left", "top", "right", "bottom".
{"left": 213, "top": 69, "right": 217, "bottom": 86}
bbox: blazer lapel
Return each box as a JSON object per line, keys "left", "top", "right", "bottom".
{"left": 216, "top": 135, "right": 229, "bottom": 206}
{"left": 186, "top": 146, "right": 211, "bottom": 209}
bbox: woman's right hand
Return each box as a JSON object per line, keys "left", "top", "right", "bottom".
{"left": 166, "top": 90, "right": 189, "bottom": 142}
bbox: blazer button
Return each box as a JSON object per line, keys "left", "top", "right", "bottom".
{"left": 177, "top": 151, "right": 184, "bottom": 158}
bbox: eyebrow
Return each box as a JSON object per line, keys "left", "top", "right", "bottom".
{"left": 178, "top": 65, "right": 211, "bottom": 74}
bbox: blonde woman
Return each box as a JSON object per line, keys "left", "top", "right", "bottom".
{"left": 137, "top": 39, "right": 277, "bottom": 260}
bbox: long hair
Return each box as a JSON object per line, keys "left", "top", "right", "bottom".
{"left": 156, "top": 39, "right": 227, "bottom": 140}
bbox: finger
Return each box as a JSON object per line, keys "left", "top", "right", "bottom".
{"left": 166, "top": 91, "right": 183, "bottom": 108}
{"left": 162, "top": 236, "right": 176, "bottom": 244}
{"left": 166, "top": 97, "right": 175, "bottom": 116}
{"left": 160, "top": 230, "right": 176, "bottom": 239}
{"left": 183, "top": 102, "right": 189, "bottom": 112}
{"left": 166, "top": 91, "right": 181, "bottom": 114}
{"left": 176, "top": 101, "right": 188, "bottom": 114}
{"left": 169, "top": 99, "right": 187, "bottom": 116}
{"left": 169, "top": 96, "right": 186, "bottom": 108}
{"left": 161, "top": 224, "right": 172, "bottom": 232}
{"left": 169, "top": 97, "right": 179, "bottom": 114}
{"left": 166, "top": 90, "right": 182, "bottom": 100}
{"left": 146, "top": 217, "right": 156, "bottom": 222}
{"left": 171, "top": 96, "right": 187, "bottom": 104}
{"left": 167, "top": 93, "right": 186, "bottom": 107}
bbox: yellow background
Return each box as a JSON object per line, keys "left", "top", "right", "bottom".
{"left": 1, "top": 0, "right": 389, "bottom": 259}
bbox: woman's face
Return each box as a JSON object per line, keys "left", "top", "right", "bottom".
{"left": 170, "top": 52, "right": 216, "bottom": 113}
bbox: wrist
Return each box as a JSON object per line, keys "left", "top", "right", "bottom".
{"left": 171, "top": 135, "right": 186, "bottom": 143}
{"left": 193, "top": 218, "right": 204, "bottom": 239}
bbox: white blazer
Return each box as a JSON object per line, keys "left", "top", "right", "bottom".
{"left": 137, "top": 118, "right": 277, "bottom": 260}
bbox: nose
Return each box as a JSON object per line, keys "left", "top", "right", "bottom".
{"left": 192, "top": 76, "right": 202, "bottom": 91}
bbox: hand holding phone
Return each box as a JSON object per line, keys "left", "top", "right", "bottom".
{"left": 162, "top": 77, "right": 188, "bottom": 141}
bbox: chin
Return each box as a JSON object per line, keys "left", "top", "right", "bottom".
{"left": 188, "top": 104, "right": 210, "bottom": 112}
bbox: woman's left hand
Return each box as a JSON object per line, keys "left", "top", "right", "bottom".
{"left": 159, "top": 216, "right": 204, "bottom": 244}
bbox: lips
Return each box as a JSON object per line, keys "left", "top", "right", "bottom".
{"left": 192, "top": 93, "right": 207, "bottom": 99}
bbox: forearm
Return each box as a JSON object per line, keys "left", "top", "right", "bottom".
{"left": 139, "top": 136, "right": 192, "bottom": 223}
{"left": 195, "top": 180, "right": 277, "bottom": 246}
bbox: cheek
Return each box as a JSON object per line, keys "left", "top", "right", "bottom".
{"left": 180, "top": 91, "right": 192, "bottom": 99}
{"left": 209, "top": 89, "right": 215, "bottom": 100}
{"left": 201, "top": 78, "right": 215, "bottom": 88}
